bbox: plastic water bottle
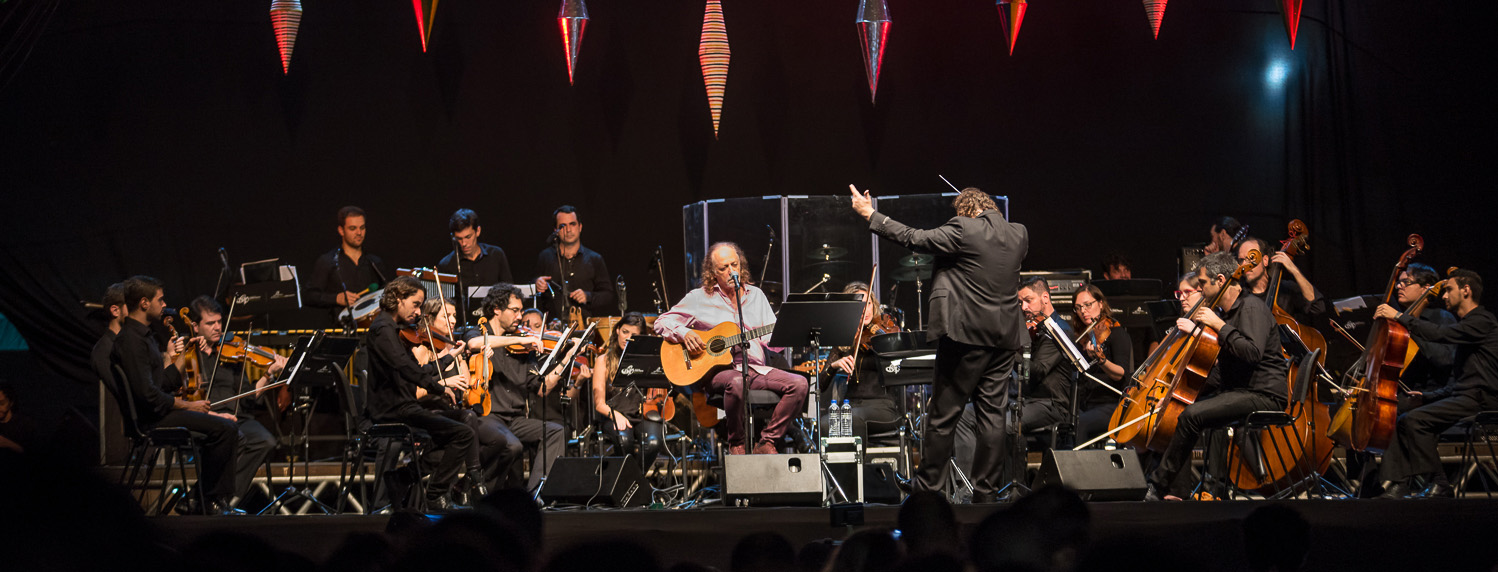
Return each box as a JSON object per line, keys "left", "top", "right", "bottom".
{"left": 840, "top": 399, "right": 853, "bottom": 437}
{"left": 829, "top": 400, "right": 843, "bottom": 437}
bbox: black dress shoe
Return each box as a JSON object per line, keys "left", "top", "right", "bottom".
{"left": 1378, "top": 482, "right": 1414, "bottom": 499}
{"left": 1421, "top": 482, "right": 1455, "bottom": 499}
{"left": 210, "top": 499, "right": 247, "bottom": 516}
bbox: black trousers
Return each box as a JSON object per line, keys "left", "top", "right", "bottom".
{"left": 1076, "top": 403, "right": 1117, "bottom": 446}
{"left": 1149, "top": 389, "right": 1283, "bottom": 497}
{"left": 917, "top": 337, "right": 1017, "bottom": 497}
{"left": 496, "top": 414, "right": 566, "bottom": 491}
{"left": 470, "top": 414, "right": 523, "bottom": 490}
{"left": 151, "top": 410, "right": 240, "bottom": 500}
{"left": 1382, "top": 390, "right": 1498, "bottom": 481}
{"left": 388, "top": 408, "right": 478, "bottom": 497}
{"left": 232, "top": 418, "right": 275, "bottom": 500}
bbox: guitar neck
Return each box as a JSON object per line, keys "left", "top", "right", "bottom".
{"left": 726, "top": 323, "right": 775, "bottom": 346}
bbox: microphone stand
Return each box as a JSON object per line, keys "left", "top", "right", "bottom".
{"left": 452, "top": 236, "right": 469, "bottom": 329}
{"left": 760, "top": 226, "right": 775, "bottom": 289}
{"left": 332, "top": 247, "right": 357, "bottom": 333}
{"left": 730, "top": 274, "right": 755, "bottom": 451}
{"left": 652, "top": 246, "right": 670, "bottom": 314}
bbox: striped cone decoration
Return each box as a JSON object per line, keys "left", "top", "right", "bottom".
{"left": 996, "top": 0, "right": 1026, "bottom": 56}
{"left": 412, "top": 0, "right": 438, "bottom": 52}
{"left": 1281, "top": 0, "right": 1303, "bottom": 50}
{"left": 558, "top": 0, "right": 589, "bottom": 85}
{"left": 270, "top": 0, "right": 302, "bottom": 73}
{"left": 1143, "top": 0, "right": 1167, "bottom": 40}
{"left": 856, "top": 0, "right": 891, "bottom": 103}
{"left": 698, "top": 0, "right": 730, "bottom": 138}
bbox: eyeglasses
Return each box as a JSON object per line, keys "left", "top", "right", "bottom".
{"left": 1173, "top": 289, "right": 1200, "bottom": 300}
{"left": 1395, "top": 279, "right": 1415, "bottom": 288}
{"left": 505, "top": 305, "right": 524, "bottom": 313}
{"left": 1074, "top": 300, "right": 1098, "bottom": 311}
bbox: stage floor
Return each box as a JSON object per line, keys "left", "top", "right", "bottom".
{"left": 151, "top": 498, "right": 1498, "bottom": 572}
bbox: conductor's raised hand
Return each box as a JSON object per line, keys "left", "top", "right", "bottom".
{"left": 848, "top": 185, "right": 875, "bottom": 220}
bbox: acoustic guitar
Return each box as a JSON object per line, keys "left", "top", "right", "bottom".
{"left": 660, "top": 321, "right": 776, "bottom": 386}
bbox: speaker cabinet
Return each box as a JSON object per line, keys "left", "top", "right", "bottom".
{"left": 725, "top": 453, "right": 823, "bottom": 506}
{"left": 1035, "top": 449, "right": 1148, "bottom": 501}
{"left": 538, "top": 456, "right": 649, "bottom": 507}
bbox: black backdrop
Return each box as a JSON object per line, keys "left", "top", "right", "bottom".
{"left": 2, "top": 0, "right": 1496, "bottom": 393}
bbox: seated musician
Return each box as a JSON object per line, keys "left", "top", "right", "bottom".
{"left": 1015, "top": 277, "right": 1079, "bottom": 439}
{"left": 305, "top": 206, "right": 391, "bottom": 323}
{"left": 110, "top": 276, "right": 244, "bottom": 515}
{"left": 186, "top": 295, "right": 289, "bottom": 505}
{"left": 412, "top": 297, "right": 521, "bottom": 493}
{"left": 1237, "top": 236, "right": 1330, "bottom": 324}
{"left": 1146, "top": 253, "right": 1289, "bottom": 501}
{"left": 1388, "top": 263, "right": 1459, "bottom": 396}
{"left": 653, "top": 242, "right": 808, "bottom": 455}
{"left": 591, "top": 312, "right": 666, "bottom": 466}
{"left": 468, "top": 283, "right": 579, "bottom": 491}
{"left": 1101, "top": 253, "right": 1133, "bottom": 280}
{"left": 1374, "top": 269, "right": 1498, "bottom": 499}
{"left": 1203, "top": 216, "right": 1245, "bottom": 255}
{"left": 1072, "top": 284, "right": 1134, "bottom": 444}
{"left": 817, "top": 282, "right": 900, "bottom": 440}
{"left": 520, "top": 308, "right": 545, "bottom": 331}
{"left": 364, "top": 276, "right": 482, "bottom": 509}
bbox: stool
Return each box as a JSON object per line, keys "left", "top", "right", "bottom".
{"left": 109, "top": 364, "right": 207, "bottom": 515}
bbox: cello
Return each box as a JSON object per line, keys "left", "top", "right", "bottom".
{"left": 1222, "top": 220, "right": 1335, "bottom": 494}
{"left": 1328, "top": 235, "right": 1422, "bottom": 453}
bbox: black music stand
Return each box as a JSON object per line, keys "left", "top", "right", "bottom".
{"left": 599, "top": 335, "right": 670, "bottom": 456}
{"left": 869, "top": 331, "right": 936, "bottom": 494}
{"left": 259, "top": 332, "right": 359, "bottom": 515}
{"left": 767, "top": 296, "right": 864, "bottom": 451}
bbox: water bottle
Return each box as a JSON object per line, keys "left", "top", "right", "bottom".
{"left": 840, "top": 399, "right": 853, "bottom": 437}
{"left": 829, "top": 399, "right": 843, "bottom": 437}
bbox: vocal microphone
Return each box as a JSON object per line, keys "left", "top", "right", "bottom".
{"left": 548, "top": 229, "right": 561, "bottom": 245}
{"left": 730, "top": 271, "right": 741, "bottom": 287}
{"left": 766, "top": 225, "right": 775, "bottom": 242}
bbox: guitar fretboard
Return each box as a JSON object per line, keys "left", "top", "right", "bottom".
{"left": 725, "top": 324, "right": 775, "bottom": 346}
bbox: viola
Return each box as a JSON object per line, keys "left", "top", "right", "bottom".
{"left": 171, "top": 308, "right": 206, "bottom": 401}
{"left": 465, "top": 318, "right": 494, "bottom": 416}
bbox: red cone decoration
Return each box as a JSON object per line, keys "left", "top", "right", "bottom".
{"left": 270, "top": 0, "right": 303, "bottom": 73}
{"left": 1280, "top": 0, "right": 1303, "bottom": 50}
{"left": 996, "top": 0, "right": 1027, "bottom": 56}
{"left": 558, "top": 0, "right": 589, "bottom": 85}
{"left": 1142, "top": 0, "right": 1167, "bottom": 40}
{"left": 412, "top": 0, "right": 438, "bottom": 52}
{"left": 699, "top": 0, "right": 730, "bottom": 138}
{"left": 856, "top": 0, "right": 891, "bottom": 103}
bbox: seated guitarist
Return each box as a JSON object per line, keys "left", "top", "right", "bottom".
{"left": 654, "top": 242, "right": 808, "bottom": 455}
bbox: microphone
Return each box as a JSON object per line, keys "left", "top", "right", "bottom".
{"left": 548, "top": 229, "right": 561, "bottom": 245}
{"left": 730, "top": 271, "right": 741, "bottom": 287}
{"left": 218, "top": 247, "right": 229, "bottom": 268}
{"left": 766, "top": 225, "right": 775, "bottom": 242}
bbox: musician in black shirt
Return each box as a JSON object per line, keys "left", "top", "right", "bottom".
{"left": 1390, "top": 263, "right": 1458, "bottom": 393}
{"left": 816, "top": 283, "right": 900, "bottom": 440}
{"left": 110, "top": 276, "right": 243, "bottom": 514}
{"left": 1376, "top": 269, "right": 1498, "bottom": 499}
{"left": 363, "top": 276, "right": 482, "bottom": 509}
{"left": 1237, "top": 237, "right": 1330, "bottom": 324}
{"left": 187, "top": 296, "right": 288, "bottom": 503}
{"left": 305, "top": 206, "right": 391, "bottom": 320}
{"left": 535, "top": 206, "right": 616, "bottom": 319}
{"left": 1072, "top": 284, "right": 1134, "bottom": 444}
{"left": 1147, "top": 253, "right": 1289, "bottom": 500}
{"left": 1016, "top": 278, "right": 1079, "bottom": 440}
{"left": 439, "top": 208, "right": 515, "bottom": 322}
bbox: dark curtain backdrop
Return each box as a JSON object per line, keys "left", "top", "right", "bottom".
{"left": 2, "top": 0, "right": 1495, "bottom": 390}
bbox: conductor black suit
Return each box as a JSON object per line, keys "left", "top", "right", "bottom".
{"left": 868, "top": 206, "right": 1028, "bottom": 499}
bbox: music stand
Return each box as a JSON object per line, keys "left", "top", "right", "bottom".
{"left": 259, "top": 332, "right": 359, "bottom": 515}
{"left": 769, "top": 297, "right": 864, "bottom": 447}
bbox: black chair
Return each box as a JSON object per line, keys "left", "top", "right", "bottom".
{"left": 108, "top": 364, "right": 208, "bottom": 515}
{"left": 333, "top": 348, "right": 431, "bottom": 514}
{"left": 1456, "top": 411, "right": 1498, "bottom": 498}
{"left": 1200, "top": 348, "right": 1320, "bottom": 500}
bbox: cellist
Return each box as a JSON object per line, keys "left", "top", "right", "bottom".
{"left": 1147, "top": 253, "right": 1289, "bottom": 501}
{"left": 1374, "top": 269, "right": 1498, "bottom": 499}
{"left": 1236, "top": 236, "right": 1330, "bottom": 324}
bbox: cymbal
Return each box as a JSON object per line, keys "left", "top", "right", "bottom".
{"left": 898, "top": 254, "right": 934, "bottom": 267}
{"left": 807, "top": 244, "right": 848, "bottom": 261}
{"left": 890, "top": 265, "right": 933, "bottom": 282}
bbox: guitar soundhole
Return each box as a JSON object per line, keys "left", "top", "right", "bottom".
{"left": 708, "top": 338, "right": 726, "bottom": 354}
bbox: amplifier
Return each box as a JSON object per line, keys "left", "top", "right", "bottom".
{"left": 1095, "top": 279, "right": 1165, "bottom": 329}
{"left": 1021, "top": 269, "right": 1092, "bottom": 308}
{"left": 1179, "top": 244, "right": 1207, "bottom": 276}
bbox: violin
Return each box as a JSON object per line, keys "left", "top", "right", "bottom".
{"left": 507, "top": 324, "right": 566, "bottom": 354}
{"left": 401, "top": 325, "right": 455, "bottom": 351}
{"left": 465, "top": 318, "right": 494, "bottom": 416}
{"left": 855, "top": 312, "right": 901, "bottom": 350}
{"left": 172, "top": 308, "right": 206, "bottom": 401}
{"left": 218, "top": 335, "right": 280, "bottom": 368}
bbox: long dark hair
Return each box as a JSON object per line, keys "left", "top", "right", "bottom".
{"left": 608, "top": 312, "right": 648, "bottom": 366}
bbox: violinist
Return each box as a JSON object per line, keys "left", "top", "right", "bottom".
{"left": 110, "top": 276, "right": 244, "bottom": 515}
{"left": 1072, "top": 285, "right": 1134, "bottom": 444}
{"left": 469, "top": 283, "right": 580, "bottom": 492}
{"left": 305, "top": 206, "right": 390, "bottom": 322}
{"left": 1375, "top": 269, "right": 1498, "bottom": 499}
{"left": 816, "top": 282, "right": 900, "bottom": 440}
{"left": 1237, "top": 236, "right": 1330, "bottom": 323}
{"left": 187, "top": 296, "right": 288, "bottom": 505}
{"left": 364, "top": 276, "right": 483, "bottom": 509}
{"left": 412, "top": 297, "right": 520, "bottom": 494}
{"left": 1146, "top": 253, "right": 1288, "bottom": 501}
{"left": 535, "top": 205, "right": 616, "bottom": 321}
{"left": 520, "top": 308, "right": 545, "bottom": 331}
{"left": 591, "top": 312, "right": 665, "bottom": 466}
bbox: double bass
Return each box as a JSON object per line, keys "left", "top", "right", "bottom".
{"left": 1222, "top": 220, "right": 1335, "bottom": 494}
{"left": 1107, "top": 251, "right": 1262, "bottom": 452}
{"left": 1327, "top": 235, "right": 1422, "bottom": 453}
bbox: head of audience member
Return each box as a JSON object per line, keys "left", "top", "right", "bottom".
{"left": 122, "top": 275, "right": 167, "bottom": 323}
{"left": 797, "top": 539, "right": 837, "bottom": 572}
{"left": 380, "top": 276, "right": 426, "bottom": 325}
{"left": 554, "top": 205, "right": 583, "bottom": 247}
{"left": 1206, "top": 216, "right": 1243, "bottom": 254}
{"left": 952, "top": 188, "right": 999, "bottom": 219}
{"left": 188, "top": 295, "right": 227, "bottom": 344}
{"left": 970, "top": 485, "right": 1090, "bottom": 572}
{"left": 338, "top": 206, "right": 366, "bottom": 250}
{"left": 897, "top": 490, "right": 959, "bottom": 557}
{"left": 826, "top": 529, "right": 902, "bottom": 572}
{"left": 730, "top": 531, "right": 795, "bottom": 572}
{"left": 1395, "top": 263, "right": 1441, "bottom": 307}
{"left": 476, "top": 488, "right": 545, "bottom": 548}
{"left": 391, "top": 512, "right": 533, "bottom": 572}
{"left": 320, "top": 532, "right": 394, "bottom": 572}
{"left": 701, "top": 243, "right": 753, "bottom": 295}
{"left": 481, "top": 283, "right": 527, "bottom": 332}
{"left": 450, "top": 208, "right": 484, "bottom": 260}
{"left": 1242, "top": 504, "right": 1310, "bottom": 572}
{"left": 545, "top": 539, "right": 659, "bottom": 572}
{"left": 1102, "top": 253, "right": 1132, "bottom": 280}
{"left": 1018, "top": 277, "right": 1054, "bottom": 322}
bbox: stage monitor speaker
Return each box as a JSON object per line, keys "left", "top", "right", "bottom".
{"left": 862, "top": 462, "right": 903, "bottom": 504}
{"left": 1035, "top": 449, "right": 1148, "bottom": 501}
{"left": 725, "top": 453, "right": 823, "bottom": 507}
{"left": 538, "top": 456, "right": 649, "bottom": 507}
